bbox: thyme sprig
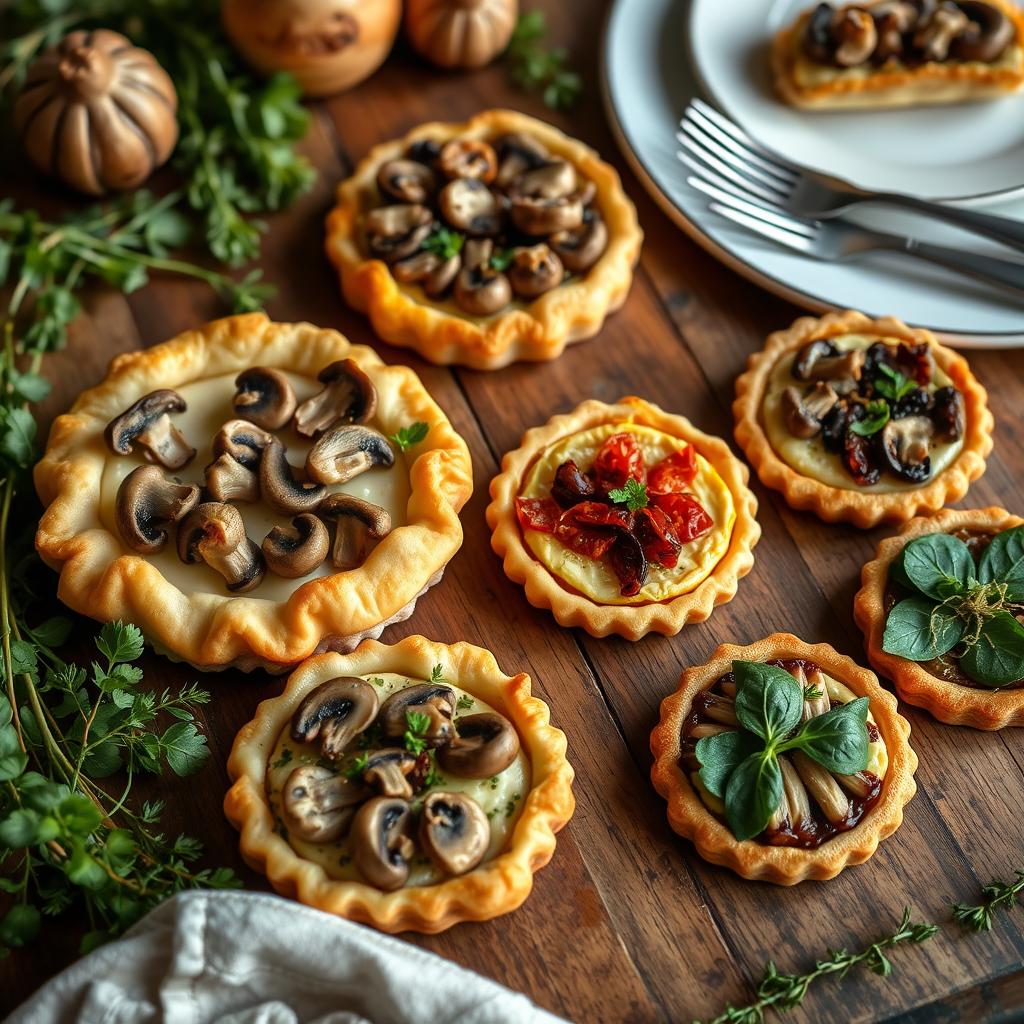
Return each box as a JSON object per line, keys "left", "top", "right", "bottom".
{"left": 953, "top": 869, "right": 1024, "bottom": 933}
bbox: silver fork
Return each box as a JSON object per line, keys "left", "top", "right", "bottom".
{"left": 687, "top": 174, "right": 1024, "bottom": 294}
{"left": 678, "top": 98, "right": 1024, "bottom": 253}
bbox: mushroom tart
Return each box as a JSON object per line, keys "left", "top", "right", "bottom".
{"left": 487, "top": 398, "right": 760, "bottom": 639}
{"left": 325, "top": 109, "right": 643, "bottom": 369}
{"left": 855, "top": 507, "right": 1024, "bottom": 730}
{"left": 734, "top": 310, "right": 992, "bottom": 528}
{"left": 225, "top": 635, "right": 575, "bottom": 932}
{"left": 35, "top": 314, "right": 472, "bottom": 672}
{"left": 773, "top": 0, "right": 1024, "bottom": 109}
{"left": 650, "top": 635, "right": 917, "bottom": 884}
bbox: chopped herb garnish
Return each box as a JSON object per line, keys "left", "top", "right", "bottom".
{"left": 849, "top": 400, "right": 890, "bottom": 437}
{"left": 608, "top": 478, "right": 648, "bottom": 511}
{"left": 490, "top": 247, "right": 515, "bottom": 271}
{"left": 403, "top": 710, "right": 432, "bottom": 755}
{"left": 422, "top": 226, "right": 464, "bottom": 260}
{"left": 343, "top": 753, "right": 369, "bottom": 780}
{"left": 802, "top": 684, "right": 825, "bottom": 701}
{"left": 456, "top": 694, "right": 475, "bottom": 712}
{"left": 390, "top": 422, "right": 429, "bottom": 451}
{"left": 271, "top": 747, "right": 293, "bottom": 770}
{"left": 874, "top": 363, "right": 916, "bottom": 402}
{"left": 430, "top": 664, "right": 447, "bottom": 684}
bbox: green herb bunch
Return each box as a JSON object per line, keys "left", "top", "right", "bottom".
{"left": 695, "top": 661, "right": 870, "bottom": 840}
{"left": 883, "top": 528, "right": 1024, "bottom": 687}
{"left": 505, "top": 12, "right": 582, "bottom": 111}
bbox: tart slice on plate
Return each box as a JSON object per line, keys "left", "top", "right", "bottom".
{"left": 855, "top": 506, "right": 1024, "bottom": 729}
{"left": 325, "top": 109, "right": 643, "bottom": 369}
{"left": 487, "top": 397, "right": 759, "bottom": 639}
{"left": 34, "top": 314, "right": 472, "bottom": 672}
{"left": 773, "top": 0, "right": 1024, "bottom": 110}
{"left": 224, "top": 635, "right": 575, "bottom": 932}
{"left": 734, "top": 310, "right": 992, "bottom": 527}
{"left": 651, "top": 634, "right": 917, "bottom": 884}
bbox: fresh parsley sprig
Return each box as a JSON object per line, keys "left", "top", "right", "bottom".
{"left": 608, "top": 478, "right": 648, "bottom": 512}
{"left": 505, "top": 11, "right": 582, "bottom": 111}
{"left": 874, "top": 363, "right": 916, "bottom": 403}
{"left": 849, "top": 400, "right": 890, "bottom": 438}
{"left": 422, "top": 227, "right": 464, "bottom": 261}
{"left": 403, "top": 711, "right": 432, "bottom": 756}
{"left": 390, "top": 422, "right": 429, "bottom": 451}
{"left": 953, "top": 868, "right": 1024, "bottom": 932}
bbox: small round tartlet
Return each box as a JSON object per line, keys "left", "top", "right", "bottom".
{"left": 34, "top": 314, "right": 472, "bottom": 672}
{"left": 734, "top": 310, "right": 992, "bottom": 528}
{"left": 855, "top": 507, "right": 1024, "bottom": 730}
{"left": 651, "top": 635, "right": 917, "bottom": 884}
{"left": 487, "top": 397, "right": 760, "bottom": 639}
{"left": 324, "top": 108, "right": 643, "bottom": 369}
{"left": 224, "top": 635, "right": 575, "bottom": 932}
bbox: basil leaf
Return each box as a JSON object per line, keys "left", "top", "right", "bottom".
{"left": 733, "top": 661, "right": 803, "bottom": 743}
{"left": 959, "top": 611, "right": 1024, "bottom": 688}
{"left": 899, "top": 534, "right": 973, "bottom": 600}
{"left": 724, "top": 751, "right": 782, "bottom": 842}
{"left": 695, "top": 730, "right": 762, "bottom": 799}
{"left": 977, "top": 526, "right": 1024, "bottom": 601}
{"left": 888, "top": 546, "right": 916, "bottom": 592}
{"left": 782, "top": 698, "right": 870, "bottom": 775}
{"left": 882, "top": 598, "right": 965, "bottom": 661}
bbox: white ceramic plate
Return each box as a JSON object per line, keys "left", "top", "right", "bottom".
{"left": 601, "top": 0, "right": 1024, "bottom": 344}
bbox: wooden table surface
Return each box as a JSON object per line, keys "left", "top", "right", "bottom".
{"left": 5, "top": 3, "right": 1024, "bottom": 1021}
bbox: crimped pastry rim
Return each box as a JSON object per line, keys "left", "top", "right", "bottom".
{"left": 324, "top": 108, "right": 643, "bottom": 370}
{"left": 854, "top": 506, "right": 1024, "bottom": 730}
{"left": 224, "top": 634, "right": 576, "bottom": 932}
{"left": 733, "top": 310, "right": 993, "bottom": 528}
{"left": 650, "top": 634, "right": 918, "bottom": 885}
{"left": 486, "top": 397, "right": 760, "bottom": 640}
{"left": 33, "top": 314, "right": 473, "bottom": 671}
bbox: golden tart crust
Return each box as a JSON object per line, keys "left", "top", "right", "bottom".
{"left": 772, "top": 0, "right": 1024, "bottom": 110}
{"left": 224, "top": 635, "right": 575, "bottom": 933}
{"left": 487, "top": 397, "right": 760, "bottom": 639}
{"left": 854, "top": 506, "right": 1024, "bottom": 730}
{"left": 734, "top": 310, "right": 992, "bottom": 528}
{"left": 650, "top": 634, "right": 917, "bottom": 885}
{"left": 34, "top": 314, "right": 473, "bottom": 673}
{"left": 324, "top": 108, "right": 643, "bottom": 370}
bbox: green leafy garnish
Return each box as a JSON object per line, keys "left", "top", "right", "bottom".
{"left": 954, "top": 868, "right": 1024, "bottom": 932}
{"left": 802, "top": 683, "right": 824, "bottom": 701}
{"left": 390, "top": 422, "right": 429, "bottom": 451}
{"left": 343, "top": 753, "right": 369, "bottom": 780}
{"left": 505, "top": 11, "right": 581, "bottom": 110}
{"left": 403, "top": 711, "right": 432, "bottom": 755}
{"left": 608, "top": 478, "right": 648, "bottom": 511}
{"left": 422, "top": 227, "right": 464, "bottom": 261}
{"left": 874, "top": 363, "right": 916, "bottom": 402}
{"left": 430, "top": 664, "right": 446, "bottom": 684}
{"left": 456, "top": 694, "right": 474, "bottom": 712}
{"left": 490, "top": 247, "right": 515, "bottom": 272}
{"left": 849, "top": 400, "right": 890, "bottom": 437}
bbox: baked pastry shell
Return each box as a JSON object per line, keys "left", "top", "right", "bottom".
{"left": 324, "top": 108, "right": 643, "bottom": 370}
{"left": 487, "top": 397, "right": 760, "bottom": 639}
{"left": 733, "top": 310, "right": 993, "bottom": 528}
{"left": 650, "top": 634, "right": 918, "bottom": 885}
{"left": 34, "top": 313, "right": 473, "bottom": 673}
{"left": 854, "top": 506, "right": 1024, "bottom": 730}
{"left": 224, "top": 634, "right": 576, "bottom": 932}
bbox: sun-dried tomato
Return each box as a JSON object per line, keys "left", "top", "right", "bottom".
{"left": 634, "top": 506, "right": 682, "bottom": 568}
{"left": 608, "top": 531, "right": 648, "bottom": 597}
{"left": 650, "top": 492, "right": 713, "bottom": 542}
{"left": 515, "top": 497, "right": 561, "bottom": 534}
{"left": 554, "top": 501, "right": 632, "bottom": 560}
{"left": 593, "top": 432, "right": 646, "bottom": 492}
{"left": 561, "top": 501, "right": 633, "bottom": 530}
{"left": 892, "top": 342, "right": 933, "bottom": 386}
{"left": 551, "top": 459, "right": 598, "bottom": 508}
{"left": 842, "top": 432, "right": 880, "bottom": 487}
{"left": 648, "top": 446, "right": 697, "bottom": 493}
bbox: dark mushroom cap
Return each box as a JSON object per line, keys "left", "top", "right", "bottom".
{"left": 419, "top": 791, "right": 490, "bottom": 876}
{"left": 517, "top": 160, "right": 577, "bottom": 200}
{"left": 508, "top": 243, "right": 564, "bottom": 299}
{"left": 281, "top": 765, "right": 369, "bottom": 844}
{"left": 317, "top": 494, "right": 393, "bottom": 569}
{"left": 262, "top": 513, "right": 330, "bottom": 579}
{"left": 260, "top": 439, "right": 327, "bottom": 515}
{"left": 438, "top": 178, "right": 502, "bottom": 236}
{"left": 378, "top": 684, "right": 457, "bottom": 747}
{"left": 437, "top": 712, "right": 520, "bottom": 779}
{"left": 494, "top": 132, "right": 550, "bottom": 190}
{"left": 438, "top": 138, "right": 498, "bottom": 182}
{"left": 550, "top": 211, "right": 608, "bottom": 274}
{"left": 233, "top": 367, "right": 298, "bottom": 431}
{"left": 931, "top": 385, "right": 965, "bottom": 443}
{"left": 509, "top": 193, "right": 584, "bottom": 237}
{"left": 291, "top": 676, "right": 380, "bottom": 759}
{"left": 351, "top": 796, "right": 415, "bottom": 891}
{"left": 305, "top": 424, "right": 395, "bottom": 486}
{"left": 364, "top": 204, "right": 432, "bottom": 263}
{"left": 376, "top": 158, "right": 437, "bottom": 204}
{"left": 104, "top": 389, "right": 195, "bottom": 470}
{"left": 176, "top": 501, "right": 265, "bottom": 593}
{"left": 880, "top": 415, "right": 934, "bottom": 483}
{"left": 781, "top": 382, "right": 838, "bottom": 440}
{"left": 293, "top": 358, "right": 378, "bottom": 438}
{"left": 115, "top": 465, "right": 200, "bottom": 554}
{"left": 952, "top": 1, "right": 1014, "bottom": 61}
{"left": 453, "top": 262, "right": 512, "bottom": 316}
{"left": 204, "top": 453, "right": 259, "bottom": 503}
{"left": 792, "top": 338, "right": 840, "bottom": 380}
{"left": 361, "top": 747, "right": 420, "bottom": 799}
{"left": 211, "top": 419, "right": 273, "bottom": 469}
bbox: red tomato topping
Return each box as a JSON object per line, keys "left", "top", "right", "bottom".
{"left": 650, "top": 492, "right": 713, "bottom": 542}
{"left": 648, "top": 446, "right": 697, "bottom": 493}
{"left": 593, "top": 432, "right": 646, "bottom": 492}
{"left": 515, "top": 497, "right": 561, "bottom": 534}
{"left": 634, "top": 506, "right": 682, "bottom": 568}
{"left": 554, "top": 501, "right": 632, "bottom": 559}
{"left": 608, "top": 532, "right": 648, "bottom": 597}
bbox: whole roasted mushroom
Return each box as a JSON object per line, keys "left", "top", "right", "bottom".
{"left": 204, "top": 453, "right": 259, "bottom": 503}
{"left": 931, "top": 386, "right": 965, "bottom": 443}
{"left": 517, "top": 160, "right": 577, "bottom": 200}
{"left": 115, "top": 465, "right": 200, "bottom": 554}
{"left": 232, "top": 367, "right": 297, "bottom": 431}
{"left": 306, "top": 424, "right": 395, "bottom": 485}
{"left": 952, "top": 0, "right": 1014, "bottom": 61}
{"left": 508, "top": 244, "right": 564, "bottom": 299}
{"left": 453, "top": 239, "right": 512, "bottom": 315}
{"left": 419, "top": 791, "right": 490, "bottom": 876}
{"left": 392, "top": 250, "right": 461, "bottom": 298}
{"left": 105, "top": 389, "right": 195, "bottom": 470}
{"left": 291, "top": 677, "right": 380, "bottom": 759}
{"left": 803, "top": 3, "right": 837, "bottom": 63}
{"left": 914, "top": 1, "right": 969, "bottom": 61}
{"left": 834, "top": 8, "right": 878, "bottom": 65}
{"left": 293, "top": 359, "right": 378, "bottom": 438}
{"left": 361, "top": 747, "right": 420, "bottom": 799}
{"left": 260, "top": 439, "right": 327, "bottom": 515}
{"left": 871, "top": 1, "right": 919, "bottom": 61}
{"left": 351, "top": 796, "right": 415, "bottom": 891}
{"left": 437, "top": 138, "right": 498, "bottom": 181}
{"left": 550, "top": 211, "right": 608, "bottom": 274}
{"left": 377, "top": 159, "right": 437, "bottom": 204}
{"left": 509, "top": 191, "right": 583, "bottom": 237}
{"left": 781, "top": 382, "right": 839, "bottom": 439}
{"left": 438, "top": 178, "right": 502, "bottom": 235}
{"left": 262, "top": 514, "right": 330, "bottom": 578}
{"left": 880, "top": 415, "right": 934, "bottom": 482}
{"left": 281, "top": 765, "right": 368, "bottom": 844}
{"left": 437, "top": 712, "right": 520, "bottom": 778}
{"left": 317, "top": 494, "right": 392, "bottom": 569}
{"left": 495, "top": 132, "right": 549, "bottom": 189}
{"left": 364, "top": 204, "right": 433, "bottom": 263}
{"left": 176, "top": 502, "right": 265, "bottom": 593}
{"left": 379, "top": 684, "right": 457, "bottom": 747}
{"left": 211, "top": 419, "right": 273, "bottom": 469}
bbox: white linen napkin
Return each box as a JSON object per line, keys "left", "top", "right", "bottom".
{"left": 7, "top": 890, "right": 569, "bottom": 1024}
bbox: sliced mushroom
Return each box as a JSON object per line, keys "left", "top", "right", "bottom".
{"left": 437, "top": 712, "right": 520, "bottom": 778}
{"left": 260, "top": 439, "right": 327, "bottom": 515}
{"left": 791, "top": 750, "right": 850, "bottom": 824}
{"left": 792, "top": 338, "right": 839, "bottom": 380}
{"left": 952, "top": 0, "right": 1014, "bottom": 61}
{"left": 293, "top": 359, "right": 378, "bottom": 438}
{"left": 361, "top": 748, "right": 420, "bottom": 799}
{"left": 317, "top": 494, "right": 392, "bottom": 569}
{"left": 794, "top": 341, "right": 864, "bottom": 383}
{"left": 176, "top": 502, "right": 264, "bottom": 593}
{"left": 803, "top": 2, "right": 838, "bottom": 63}
{"left": 509, "top": 192, "right": 583, "bottom": 236}
{"left": 782, "top": 382, "right": 839, "bottom": 439}
{"left": 204, "top": 453, "right": 259, "bottom": 503}
{"left": 291, "top": 677, "right": 380, "bottom": 759}
{"left": 281, "top": 765, "right": 368, "bottom": 843}
{"left": 104, "top": 389, "right": 196, "bottom": 470}
{"left": 834, "top": 770, "right": 878, "bottom": 799}
{"left": 872, "top": 1, "right": 919, "bottom": 61}
{"left": 438, "top": 178, "right": 502, "bottom": 236}
{"left": 453, "top": 244, "right": 512, "bottom": 316}
{"left": 392, "top": 250, "right": 461, "bottom": 298}
{"left": 913, "top": 1, "right": 968, "bottom": 61}
{"left": 351, "top": 796, "right": 415, "bottom": 891}
{"left": 495, "top": 132, "right": 549, "bottom": 189}
{"left": 419, "top": 791, "right": 490, "bottom": 876}
{"left": 880, "top": 415, "right": 934, "bottom": 482}
{"left": 376, "top": 159, "right": 437, "bottom": 204}
{"left": 232, "top": 368, "right": 297, "bottom": 431}
{"left": 550, "top": 211, "right": 608, "bottom": 274}
{"left": 364, "top": 204, "right": 433, "bottom": 263}
{"left": 379, "top": 684, "right": 457, "bottom": 747}
{"left": 211, "top": 419, "right": 273, "bottom": 469}
{"left": 517, "top": 160, "right": 578, "bottom": 200}
{"left": 305, "top": 424, "right": 395, "bottom": 486}
{"left": 690, "top": 722, "right": 735, "bottom": 739}
{"left": 834, "top": 8, "right": 878, "bottom": 65}
{"left": 931, "top": 386, "right": 965, "bottom": 443}
{"left": 438, "top": 138, "right": 498, "bottom": 182}
{"left": 262, "top": 514, "right": 330, "bottom": 578}
{"left": 701, "top": 694, "right": 739, "bottom": 727}
{"left": 508, "top": 244, "right": 564, "bottom": 299}
{"left": 115, "top": 465, "right": 200, "bottom": 554}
